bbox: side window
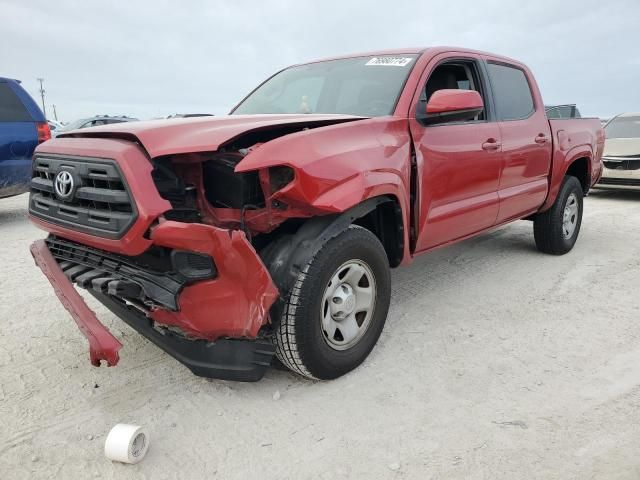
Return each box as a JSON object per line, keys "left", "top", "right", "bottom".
{"left": 423, "top": 61, "right": 486, "bottom": 121}
{"left": 487, "top": 63, "right": 534, "bottom": 121}
{"left": 0, "top": 83, "right": 32, "bottom": 122}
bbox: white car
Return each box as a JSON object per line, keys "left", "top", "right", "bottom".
{"left": 596, "top": 112, "right": 640, "bottom": 190}
{"left": 47, "top": 120, "right": 64, "bottom": 135}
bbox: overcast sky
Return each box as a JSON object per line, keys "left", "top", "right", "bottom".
{"left": 1, "top": 0, "right": 639, "bottom": 122}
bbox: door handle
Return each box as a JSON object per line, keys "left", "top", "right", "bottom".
{"left": 535, "top": 134, "right": 549, "bottom": 144}
{"left": 482, "top": 139, "right": 501, "bottom": 151}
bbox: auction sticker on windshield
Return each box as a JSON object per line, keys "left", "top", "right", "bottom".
{"left": 365, "top": 57, "right": 413, "bottom": 67}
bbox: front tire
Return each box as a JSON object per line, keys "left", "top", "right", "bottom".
{"left": 274, "top": 225, "right": 391, "bottom": 380}
{"left": 534, "top": 175, "right": 584, "bottom": 255}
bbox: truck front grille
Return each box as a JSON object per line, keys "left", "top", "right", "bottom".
{"left": 29, "top": 154, "right": 137, "bottom": 239}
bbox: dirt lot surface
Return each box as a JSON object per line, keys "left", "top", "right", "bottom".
{"left": 1, "top": 190, "right": 639, "bottom": 479}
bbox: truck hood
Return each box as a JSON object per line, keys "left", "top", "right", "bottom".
{"left": 603, "top": 138, "right": 640, "bottom": 157}
{"left": 57, "top": 114, "right": 364, "bottom": 158}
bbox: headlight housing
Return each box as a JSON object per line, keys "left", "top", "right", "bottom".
{"left": 269, "top": 166, "right": 295, "bottom": 192}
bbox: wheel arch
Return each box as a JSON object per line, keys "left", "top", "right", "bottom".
{"left": 540, "top": 146, "right": 593, "bottom": 212}
{"left": 260, "top": 195, "right": 404, "bottom": 297}
{"left": 565, "top": 156, "right": 591, "bottom": 194}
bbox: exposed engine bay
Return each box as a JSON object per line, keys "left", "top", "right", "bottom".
{"left": 148, "top": 121, "right": 350, "bottom": 241}
{"left": 151, "top": 147, "right": 299, "bottom": 240}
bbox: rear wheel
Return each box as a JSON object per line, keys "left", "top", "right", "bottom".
{"left": 534, "top": 175, "right": 584, "bottom": 255}
{"left": 274, "top": 225, "right": 391, "bottom": 380}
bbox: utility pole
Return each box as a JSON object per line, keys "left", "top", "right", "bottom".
{"left": 37, "top": 78, "right": 47, "bottom": 119}
{"left": 52, "top": 104, "right": 58, "bottom": 121}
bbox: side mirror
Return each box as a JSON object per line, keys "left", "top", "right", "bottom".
{"left": 417, "top": 89, "right": 484, "bottom": 126}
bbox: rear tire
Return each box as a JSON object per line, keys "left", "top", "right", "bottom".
{"left": 534, "top": 176, "right": 584, "bottom": 255}
{"left": 274, "top": 225, "right": 391, "bottom": 380}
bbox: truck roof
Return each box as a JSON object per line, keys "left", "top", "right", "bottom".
{"left": 297, "top": 46, "right": 523, "bottom": 67}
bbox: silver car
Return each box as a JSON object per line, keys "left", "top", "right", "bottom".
{"left": 596, "top": 112, "right": 640, "bottom": 190}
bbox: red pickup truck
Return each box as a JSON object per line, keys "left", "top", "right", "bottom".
{"left": 29, "top": 47, "right": 604, "bottom": 381}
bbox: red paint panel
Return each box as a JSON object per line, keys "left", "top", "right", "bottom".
{"left": 410, "top": 121, "right": 502, "bottom": 250}
{"left": 540, "top": 118, "right": 604, "bottom": 211}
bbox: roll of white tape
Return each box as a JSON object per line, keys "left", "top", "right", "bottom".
{"left": 104, "top": 424, "right": 149, "bottom": 464}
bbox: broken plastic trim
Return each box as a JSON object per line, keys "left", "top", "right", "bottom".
{"left": 29, "top": 239, "right": 123, "bottom": 367}
{"left": 90, "top": 291, "right": 275, "bottom": 381}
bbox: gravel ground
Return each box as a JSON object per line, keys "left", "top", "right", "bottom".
{"left": 1, "top": 189, "right": 639, "bottom": 479}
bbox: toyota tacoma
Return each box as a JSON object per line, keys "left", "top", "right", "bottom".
{"left": 29, "top": 47, "right": 604, "bottom": 381}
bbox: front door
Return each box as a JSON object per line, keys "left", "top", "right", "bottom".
{"left": 409, "top": 56, "right": 501, "bottom": 252}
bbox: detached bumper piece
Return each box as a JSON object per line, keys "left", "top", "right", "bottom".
{"left": 29, "top": 239, "right": 123, "bottom": 367}
{"left": 90, "top": 291, "right": 275, "bottom": 381}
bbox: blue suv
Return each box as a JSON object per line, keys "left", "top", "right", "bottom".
{"left": 0, "top": 77, "right": 50, "bottom": 198}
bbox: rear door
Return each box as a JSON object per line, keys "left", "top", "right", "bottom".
{"left": 483, "top": 59, "right": 552, "bottom": 222}
{"left": 409, "top": 53, "right": 502, "bottom": 251}
{"left": 0, "top": 80, "right": 39, "bottom": 193}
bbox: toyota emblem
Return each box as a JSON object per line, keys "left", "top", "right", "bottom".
{"left": 54, "top": 171, "right": 75, "bottom": 199}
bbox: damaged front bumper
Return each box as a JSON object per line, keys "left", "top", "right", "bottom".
{"left": 29, "top": 221, "right": 280, "bottom": 382}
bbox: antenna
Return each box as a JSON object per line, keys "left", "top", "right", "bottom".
{"left": 37, "top": 78, "right": 47, "bottom": 118}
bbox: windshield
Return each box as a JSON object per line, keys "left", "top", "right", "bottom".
{"left": 605, "top": 116, "right": 640, "bottom": 139}
{"left": 232, "top": 55, "right": 418, "bottom": 117}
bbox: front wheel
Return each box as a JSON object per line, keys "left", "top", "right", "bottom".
{"left": 533, "top": 175, "right": 584, "bottom": 255}
{"left": 274, "top": 225, "right": 391, "bottom": 380}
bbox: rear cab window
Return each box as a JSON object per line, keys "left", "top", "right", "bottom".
{"left": 0, "top": 83, "right": 32, "bottom": 122}
{"left": 486, "top": 62, "right": 535, "bottom": 121}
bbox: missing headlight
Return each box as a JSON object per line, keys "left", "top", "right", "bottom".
{"left": 269, "top": 166, "right": 295, "bottom": 192}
